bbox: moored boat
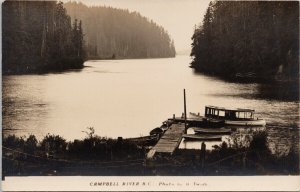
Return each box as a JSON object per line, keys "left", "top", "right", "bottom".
{"left": 150, "top": 127, "right": 164, "bottom": 135}
{"left": 193, "top": 127, "right": 231, "bottom": 134}
{"left": 204, "top": 106, "right": 266, "bottom": 126}
{"left": 182, "top": 134, "right": 222, "bottom": 141}
{"left": 225, "top": 119, "right": 266, "bottom": 126}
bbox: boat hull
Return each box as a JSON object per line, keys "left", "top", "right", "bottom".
{"left": 183, "top": 134, "right": 222, "bottom": 141}
{"left": 225, "top": 119, "right": 266, "bottom": 126}
{"left": 193, "top": 127, "right": 231, "bottom": 134}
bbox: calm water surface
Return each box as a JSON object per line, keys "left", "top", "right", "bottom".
{"left": 2, "top": 56, "right": 299, "bottom": 153}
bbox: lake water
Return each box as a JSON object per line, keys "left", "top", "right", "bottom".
{"left": 2, "top": 56, "right": 299, "bottom": 154}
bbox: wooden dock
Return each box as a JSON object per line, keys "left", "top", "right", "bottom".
{"left": 147, "top": 123, "right": 185, "bottom": 159}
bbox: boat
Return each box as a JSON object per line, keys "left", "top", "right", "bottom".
{"left": 204, "top": 118, "right": 225, "bottom": 127}
{"left": 182, "top": 134, "right": 222, "bottom": 141}
{"left": 204, "top": 106, "right": 266, "bottom": 126}
{"left": 193, "top": 127, "right": 231, "bottom": 134}
{"left": 150, "top": 127, "right": 164, "bottom": 135}
{"left": 189, "top": 112, "right": 225, "bottom": 127}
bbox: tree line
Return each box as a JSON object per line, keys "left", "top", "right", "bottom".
{"left": 2, "top": 0, "right": 86, "bottom": 74}
{"left": 190, "top": 1, "right": 299, "bottom": 82}
{"left": 64, "top": 1, "right": 176, "bottom": 59}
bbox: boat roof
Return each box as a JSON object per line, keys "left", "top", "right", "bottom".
{"left": 205, "top": 105, "right": 255, "bottom": 112}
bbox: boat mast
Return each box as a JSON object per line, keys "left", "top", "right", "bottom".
{"left": 184, "top": 89, "right": 187, "bottom": 133}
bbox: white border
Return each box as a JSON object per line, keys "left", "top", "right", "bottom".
{"left": 2, "top": 176, "right": 300, "bottom": 191}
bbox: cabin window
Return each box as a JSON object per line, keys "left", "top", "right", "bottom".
{"left": 225, "top": 111, "right": 234, "bottom": 119}
{"left": 225, "top": 111, "right": 230, "bottom": 118}
{"left": 245, "top": 112, "right": 253, "bottom": 118}
{"left": 214, "top": 110, "right": 219, "bottom": 116}
{"left": 219, "top": 111, "right": 225, "bottom": 117}
{"left": 206, "top": 108, "right": 210, "bottom": 115}
{"left": 237, "top": 112, "right": 248, "bottom": 119}
{"left": 232, "top": 112, "right": 237, "bottom": 118}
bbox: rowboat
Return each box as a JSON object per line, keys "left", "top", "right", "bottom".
{"left": 204, "top": 106, "right": 266, "bottom": 126}
{"left": 150, "top": 127, "right": 164, "bottom": 135}
{"left": 193, "top": 127, "right": 231, "bottom": 134}
{"left": 182, "top": 134, "right": 222, "bottom": 141}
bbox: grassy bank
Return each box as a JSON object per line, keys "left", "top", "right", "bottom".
{"left": 2, "top": 129, "right": 299, "bottom": 176}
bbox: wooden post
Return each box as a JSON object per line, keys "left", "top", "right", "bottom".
{"left": 200, "top": 142, "right": 206, "bottom": 170}
{"left": 184, "top": 89, "right": 187, "bottom": 133}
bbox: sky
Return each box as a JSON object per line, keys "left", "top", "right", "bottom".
{"left": 65, "top": 0, "right": 211, "bottom": 54}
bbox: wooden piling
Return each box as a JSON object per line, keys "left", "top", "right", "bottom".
{"left": 200, "top": 142, "right": 206, "bottom": 169}
{"left": 183, "top": 89, "right": 187, "bottom": 133}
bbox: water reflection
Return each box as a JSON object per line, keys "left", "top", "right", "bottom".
{"left": 193, "top": 71, "right": 299, "bottom": 102}
{"left": 2, "top": 56, "right": 299, "bottom": 155}
{"left": 257, "top": 81, "right": 299, "bottom": 101}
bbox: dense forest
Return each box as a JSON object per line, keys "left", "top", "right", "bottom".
{"left": 190, "top": 1, "right": 299, "bottom": 81}
{"left": 2, "top": 0, "right": 85, "bottom": 74}
{"left": 64, "top": 2, "right": 176, "bottom": 59}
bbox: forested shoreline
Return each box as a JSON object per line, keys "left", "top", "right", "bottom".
{"left": 64, "top": 2, "right": 176, "bottom": 59}
{"left": 2, "top": 1, "right": 85, "bottom": 74}
{"left": 190, "top": 1, "right": 299, "bottom": 82}
{"left": 2, "top": 1, "right": 176, "bottom": 74}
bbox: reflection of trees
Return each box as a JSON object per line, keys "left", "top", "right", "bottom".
{"left": 257, "top": 81, "right": 299, "bottom": 101}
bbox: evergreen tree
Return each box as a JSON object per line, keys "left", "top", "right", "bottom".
{"left": 64, "top": 2, "right": 176, "bottom": 59}
{"left": 190, "top": 1, "right": 299, "bottom": 81}
{"left": 2, "top": 0, "right": 86, "bottom": 74}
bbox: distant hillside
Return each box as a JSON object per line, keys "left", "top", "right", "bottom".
{"left": 64, "top": 1, "right": 176, "bottom": 59}
{"left": 2, "top": 1, "right": 85, "bottom": 74}
{"left": 190, "top": 1, "right": 299, "bottom": 82}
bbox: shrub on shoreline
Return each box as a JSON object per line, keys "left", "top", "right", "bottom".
{"left": 2, "top": 130, "right": 299, "bottom": 175}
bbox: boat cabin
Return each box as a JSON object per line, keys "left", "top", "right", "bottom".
{"left": 205, "top": 106, "right": 255, "bottom": 120}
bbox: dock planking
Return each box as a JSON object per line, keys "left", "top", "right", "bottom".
{"left": 147, "top": 123, "right": 186, "bottom": 158}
